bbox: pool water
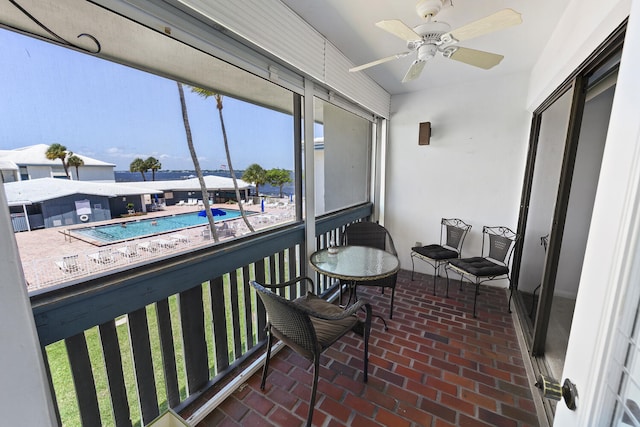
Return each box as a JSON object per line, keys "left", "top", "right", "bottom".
{"left": 73, "top": 209, "right": 244, "bottom": 243}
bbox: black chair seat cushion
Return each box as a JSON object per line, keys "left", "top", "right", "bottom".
{"left": 295, "top": 292, "right": 359, "bottom": 350}
{"left": 449, "top": 257, "right": 509, "bottom": 277}
{"left": 412, "top": 244, "right": 458, "bottom": 261}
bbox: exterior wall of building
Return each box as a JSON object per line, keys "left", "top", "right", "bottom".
{"left": 41, "top": 194, "right": 112, "bottom": 228}
{"left": 72, "top": 165, "right": 116, "bottom": 182}
{"left": 25, "top": 165, "right": 55, "bottom": 180}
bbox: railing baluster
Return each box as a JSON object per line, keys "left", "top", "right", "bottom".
{"left": 255, "top": 259, "right": 267, "bottom": 341}
{"left": 128, "top": 308, "right": 159, "bottom": 424}
{"left": 65, "top": 332, "right": 101, "bottom": 426}
{"left": 211, "top": 276, "right": 230, "bottom": 373}
{"left": 179, "top": 285, "right": 209, "bottom": 394}
{"left": 41, "top": 347, "right": 62, "bottom": 425}
{"left": 99, "top": 319, "right": 132, "bottom": 427}
{"left": 229, "top": 269, "right": 242, "bottom": 358}
{"left": 155, "top": 298, "right": 180, "bottom": 408}
{"left": 242, "top": 265, "right": 255, "bottom": 349}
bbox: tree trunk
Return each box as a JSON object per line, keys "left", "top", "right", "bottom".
{"left": 215, "top": 95, "right": 255, "bottom": 233}
{"left": 177, "top": 82, "right": 218, "bottom": 241}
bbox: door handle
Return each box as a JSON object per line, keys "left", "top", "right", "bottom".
{"left": 535, "top": 375, "right": 578, "bottom": 410}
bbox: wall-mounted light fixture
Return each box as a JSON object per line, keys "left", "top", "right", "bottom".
{"left": 419, "top": 122, "right": 431, "bottom": 145}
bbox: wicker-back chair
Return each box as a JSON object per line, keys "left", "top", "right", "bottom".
{"left": 343, "top": 221, "right": 399, "bottom": 319}
{"left": 251, "top": 277, "right": 371, "bottom": 427}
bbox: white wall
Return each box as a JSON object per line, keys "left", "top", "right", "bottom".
{"left": 527, "top": 0, "right": 631, "bottom": 109}
{"left": 75, "top": 166, "right": 116, "bottom": 182}
{"left": 26, "top": 165, "right": 53, "bottom": 180}
{"left": 385, "top": 71, "right": 531, "bottom": 286}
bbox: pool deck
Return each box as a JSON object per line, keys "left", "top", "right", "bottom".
{"left": 14, "top": 201, "right": 294, "bottom": 291}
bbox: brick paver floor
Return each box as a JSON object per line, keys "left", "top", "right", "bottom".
{"left": 197, "top": 270, "right": 540, "bottom": 426}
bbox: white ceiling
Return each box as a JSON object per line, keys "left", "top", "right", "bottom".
{"left": 280, "top": 0, "right": 569, "bottom": 95}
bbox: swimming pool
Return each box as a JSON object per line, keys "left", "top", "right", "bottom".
{"left": 72, "top": 209, "right": 244, "bottom": 244}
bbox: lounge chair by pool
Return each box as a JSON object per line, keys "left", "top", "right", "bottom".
{"left": 117, "top": 244, "right": 140, "bottom": 258}
{"left": 56, "top": 254, "right": 82, "bottom": 273}
{"left": 88, "top": 249, "right": 115, "bottom": 264}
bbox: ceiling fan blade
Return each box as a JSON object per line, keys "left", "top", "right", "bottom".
{"left": 402, "top": 60, "right": 426, "bottom": 83}
{"left": 376, "top": 19, "right": 421, "bottom": 41}
{"left": 445, "top": 9, "right": 522, "bottom": 43}
{"left": 446, "top": 46, "right": 504, "bottom": 69}
{"left": 349, "top": 52, "right": 412, "bottom": 72}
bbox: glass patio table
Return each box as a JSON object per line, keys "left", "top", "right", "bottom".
{"left": 310, "top": 245, "right": 400, "bottom": 328}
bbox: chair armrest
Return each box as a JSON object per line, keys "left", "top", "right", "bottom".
{"left": 259, "top": 276, "right": 314, "bottom": 290}
{"left": 303, "top": 299, "right": 372, "bottom": 321}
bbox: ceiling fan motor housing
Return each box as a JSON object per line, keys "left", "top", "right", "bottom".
{"left": 415, "top": 0, "right": 445, "bottom": 19}
{"left": 417, "top": 44, "right": 438, "bottom": 61}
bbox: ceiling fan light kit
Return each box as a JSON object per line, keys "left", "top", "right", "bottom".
{"left": 349, "top": 4, "right": 522, "bottom": 83}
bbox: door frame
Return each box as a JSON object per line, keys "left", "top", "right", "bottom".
{"left": 510, "top": 19, "right": 627, "bottom": 422}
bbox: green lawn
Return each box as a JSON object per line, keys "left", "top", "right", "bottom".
{"left": 46, "top": 257, "right": 289, "bottom": 426}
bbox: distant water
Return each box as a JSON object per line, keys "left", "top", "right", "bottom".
{"left": 115, "top": 170, "right": 294, "bottom": 197}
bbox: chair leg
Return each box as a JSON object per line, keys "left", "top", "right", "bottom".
{"left": 411, "top": 255, "right": 416, "bottom": 281}
{"left": 260, "top": 331, "right": 273, "bottom": 390}
{"left": 306, "top": 356, "right": 320, "bottom": 427}
{"left": 444, "top": 266, "right": 450, "bottom": 298}
{"left": 363, "top": 304, "right": 371, "bottom": 383}
{"left": 473, "top": 283, "right": 479, "bottom": 318}
{"left": 432, "top": 264, "right": 438, "bottom": 296}
{"left": 530, "top": 284, "right": 541, "bottom": 319}
{"left": 389, "top": 286, "right": 395, "bottom": 320}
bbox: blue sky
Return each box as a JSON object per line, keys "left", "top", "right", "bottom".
{"left": 0, "top": 28, "right": 301, "bottom": 171}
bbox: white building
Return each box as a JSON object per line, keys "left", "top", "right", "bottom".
{"left": 0, "top": 144, "right": 115, "bottom": 182}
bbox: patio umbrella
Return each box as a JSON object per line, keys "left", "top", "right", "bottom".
{"left": 198, "top": 208, "right": 227, "bottom": 217}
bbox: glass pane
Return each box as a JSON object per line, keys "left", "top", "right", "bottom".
{"left": 313, "top": 98, "right": 371, "bottom": 215}
{"left": 0, "top": 6, "right": 298, "bottom": 290}
{"left": 518, "top": 88, "right": 574, "bottom": 323}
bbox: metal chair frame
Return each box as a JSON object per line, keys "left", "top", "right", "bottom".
{"left": 251, "top": 277, "right": 371, "bottom": 427}
{"left": 410, "top": 218, "right": 472, "bottom": 295}
{"left": 446, "top": 226, "right": 519, "bottom": 317}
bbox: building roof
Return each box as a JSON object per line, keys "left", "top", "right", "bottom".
{"left": 118, "top": 175, "right": 252, "bottom": 191}
{"left": 0, "top": 144, "right": 115, "bottom": 167}
{"left": 0, "top": 159, "right": 18, "bottom": 170}
{"left": 3, "top": 178, "right": 160, "bottom": 206}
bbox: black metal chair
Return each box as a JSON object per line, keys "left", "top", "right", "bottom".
{"left": 343, "top": 221, "right": 398, "bottom": 319}
{"left": 410, "top": 218, "right": 472, "bottom": 295}
{"left": 250, "top": 277, "right": 371, "bottom": 427}
{"left": 446, "top": 226, "right": 519, "bottom": 317}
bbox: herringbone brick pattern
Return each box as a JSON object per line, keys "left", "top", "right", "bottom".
{"left": 198, "top": 270, "right": 539, "bottom": 426}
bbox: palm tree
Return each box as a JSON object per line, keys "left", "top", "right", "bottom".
{"left": 191, "top": 87, "right": 255, "bottom": 232}
{"left": 45, "top": 143, "right": 70, "bottom": 179}
{"left": 242, "top": 163, "right": 267, "bottom": 197}
{"left": 145, "top": 157, "right": 162, "bottom": 181}
{"left": 177, "top": 82, "right": 219, "bottom": 242}
{"left": 129, "top": 158, "right": 148, "bottom": 181}
{"left": 266, "top": 168, "right": 292, "bottom": 198}
{"left": 66, "top": 154, "right": 84, "bottom": 180}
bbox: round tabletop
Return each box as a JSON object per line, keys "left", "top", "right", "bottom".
{"left": 309, "top": 245, "right": 400, "bottom": 281}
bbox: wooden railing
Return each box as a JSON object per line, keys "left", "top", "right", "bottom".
{"left": 30, "top": 204, "right": 372, "bottom": 426}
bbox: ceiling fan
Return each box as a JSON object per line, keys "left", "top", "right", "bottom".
{"left": 349, "top": 0, "right": 522, "bottom": 83}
